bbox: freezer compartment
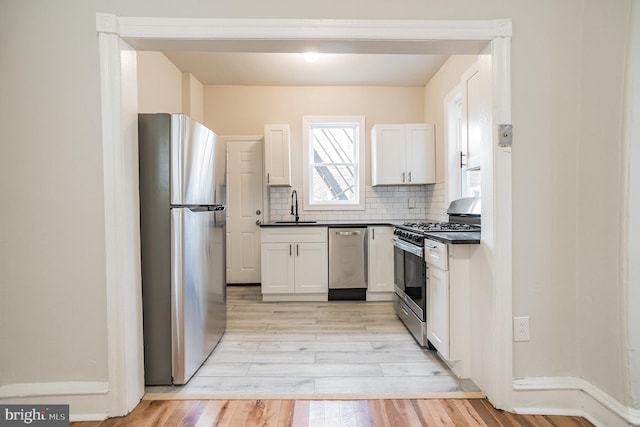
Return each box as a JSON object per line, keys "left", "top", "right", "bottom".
{"left": 328, "top": 228, "right": 367, "bottom": 300}
{"left": 138, "top": 113, "right": 226, "bottom": 207}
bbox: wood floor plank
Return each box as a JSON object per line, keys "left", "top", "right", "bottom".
{"left": 324, "top": 400, "right": 344, "bottom": 427}
{"left": 70, "top": 398, "right": 594, "bottom": 427}
{"left": 543, "top": 415, "right": 586, "bottom": 427}
{"left": 207, "top": 400, "right": 235, "bottom": 427}
{"left": 411, "top": 400, "right": 438, "bottom": 426}
{"left": 450, "top": 399, "right": 488, "bottom": 426}
{"left": 241, "top": 400, "right": 278, "bottom": 427}
{"left": 308, "top": 400, "right": 326, "bottom": 427}
{"left": 352, "top": 400, "right": 373, "bottom": 427}
{"left": 366, "top": 400, "right": 391, "bottom": 427}
{"left": 275, "top": 400, "right": 296, "bottom": 427}
{"left": 503, "top": 408, "right": 539, "bottom": 427}
{"left": 530, "top": 415, "right": 556, "bottom": 427}
{"left": 381, "top": 399, "right": 418, "bottom": 427}
{"left": 396, "top": 399, "right": 427, "bottom": 426}
{"left": 423, "top": 399, "right": 455, "bottom": 426}
{"left": 291, "top": 400, "right": 311, "bottom": 427}
{"left": 164, "top": 400, "right": 206, "bottom": 426}
{"left": 193, "top": 400, "right": 227, "bottom": 427}
{"left": 439, "top": 399, "right": 478, "bottom": 427}
{"left": 218, "top": 400, "right": 251, "bottom": 427}
{"left": 149, "top": 400, "right": 181, "bottom": 425}
{"left": 339, "top": 401, "right": 359, "bottom": 427}
{"left": 467, "top": 398, "right": 512, "bottom": 426}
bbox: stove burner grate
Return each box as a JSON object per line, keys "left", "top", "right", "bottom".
{"left": 402, "top": 221, "right": 480, "bottom": 232}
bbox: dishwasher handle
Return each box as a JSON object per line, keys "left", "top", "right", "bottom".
{"left": 335, "top": 231, "right": 362, "bottom": 236}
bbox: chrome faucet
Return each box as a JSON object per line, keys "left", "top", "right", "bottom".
{"left": 290, "top": 190, "right": 299, "bottom": 222}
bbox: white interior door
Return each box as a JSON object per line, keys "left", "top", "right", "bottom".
{"left": 225, "top": 137, "right": 264, "bottom": 283}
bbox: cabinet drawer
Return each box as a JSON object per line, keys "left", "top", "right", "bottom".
{"left": 261, "top": 227, "right": 328, "bottom": 243}
{"left": 424, "top": 238, "right": 448, "bottom": 270}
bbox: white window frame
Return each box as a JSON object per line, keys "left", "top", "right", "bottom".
{"left": 302, "top": 115, "right": 366, "bottom": 210}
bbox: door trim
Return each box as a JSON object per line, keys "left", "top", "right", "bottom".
{"left": 96, "top": 15, "right": 513, "bottom": 415}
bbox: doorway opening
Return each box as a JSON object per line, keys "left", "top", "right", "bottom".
{"left": 97, "top": 16, "right": 513, "bottom": 415}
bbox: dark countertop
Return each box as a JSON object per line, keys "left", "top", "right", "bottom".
{"left": 423, "top": 231, "right": 481, "bottom": 244}
{"left": 260, "top": 220, "right": 402, "bottom": 228}
{"left": 261, "top": 220, "right": 481, "bottom": 244}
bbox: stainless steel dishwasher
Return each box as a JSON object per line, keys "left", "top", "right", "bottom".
{"left": 328, "top": 227, "right": 367, "bottom": 300}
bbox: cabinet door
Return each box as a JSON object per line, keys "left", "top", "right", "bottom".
{"left": 372, "top": 125, "right": 406, "bottom": 185}
{"left": 405, "top": 124, "right": 436, "bottom": 184}
{"left": 427, "top": 266, "right": 450, "bottom": 359}
{"left": 294, "top": 242, "right": 328, "bottom": 293}
{"left": 261, "top": 243, "right": 295, "bottom": 294}
{"left": 264, "top": 124, "right": 291, "bottom": 186}
{"left": 368, "top": 226, "right": 394, "bottom": 292}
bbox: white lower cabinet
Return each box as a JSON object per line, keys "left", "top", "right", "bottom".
{"left": 260, "top": 227, "right": 328, "bottom": 301}
{"left": 426, "top": 239, "right": 472, "bottom": 378}
{"left": 427, "top": 264, "right": 450, "bottom": 359}
{"left": 367, "top": 226, "right": 395, "bottom": 301}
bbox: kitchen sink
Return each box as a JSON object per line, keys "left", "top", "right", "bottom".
{"left": 274, "top": 221, "right": 317, "bottom": 224}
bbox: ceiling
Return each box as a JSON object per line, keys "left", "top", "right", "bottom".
{"left": 163, "top": 51, "right": 450, "bottom": 86}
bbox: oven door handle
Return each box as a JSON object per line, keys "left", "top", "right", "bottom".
{"left": 392, "top": 237, "right": 424, "bottom": 258}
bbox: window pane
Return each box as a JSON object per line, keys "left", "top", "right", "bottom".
{"left": 463, "top": 168, "right": 481, "bottom": 197}
{"left": 311, "top": 127, "right": 355, "bottom": 163}
{"left": 311, "top": 165, "right": 356, "bottom": 202}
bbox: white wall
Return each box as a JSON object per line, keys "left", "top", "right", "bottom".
{"left": 204, "top": 85, "right": 425, "bottom": 184}
{"left": 576, "top": 0, "right": 633, "bottom": 405}
{"left": 136, "top": 53, "right": 205, "bottom": 123}
{"left": 204, "top": 85, "right": 428, "bottom": 221}
{"left": 0, "top": 0, "right": 108, "bottom": 389}
{"left": 136, "top": 51, "right": 183, "bottom": 113}
{"left": 423, "top": 55, "right": 479, "bottom": 220}
{"left": 424, "top": 55, "right": 478, "bottom": 184}
{"left": 1, "top": 0, "right": 636, "bottom": 421}
{"left": 182, "top": 73, "right": 204, "bottom": 123}
{"left": 624, "top": 0, "right": 640, "bottom": 409}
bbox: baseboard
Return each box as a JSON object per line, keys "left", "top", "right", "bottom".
{"left": 262, "top": 293, "right": 328, "bottom": 302}
{"left": 512, "top": 376, "right": 640, "bottom": 427}
{"left": 366, "top": 291, "right": 394, "bottom": 301}
{"left": 0, "top": 382, "right": 109, "bottom": 422}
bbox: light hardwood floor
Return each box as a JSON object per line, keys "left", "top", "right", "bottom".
{"left": 71, "top": 398, "right": 595, "bottom": 426}
{"left": 146, "top": 285, "right": 480, "bottom": 399}
{"left": 77, "top": 287, "right": 595, "bottom": 426}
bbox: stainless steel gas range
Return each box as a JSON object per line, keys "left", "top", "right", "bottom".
{"left": 392, "top": 197, "right": 481, "bottom": 347}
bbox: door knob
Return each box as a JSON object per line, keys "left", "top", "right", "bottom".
{"left": 256, "top": 210, "right": 261, "bottom": 215}
{"left": 256, "top": 220, "right": 262, "bottom": 225}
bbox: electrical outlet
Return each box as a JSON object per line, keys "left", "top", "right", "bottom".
{"left": 408, "top": 198, "right": 416, "bottom": 209}
{"left": 513, "top": 316, "right": 530, "bottom": 342}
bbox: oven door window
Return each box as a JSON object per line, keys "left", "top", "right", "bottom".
{"left": 394, "top": 246, "right": 426, "bottom": 320}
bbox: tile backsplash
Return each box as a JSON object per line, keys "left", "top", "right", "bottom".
{"left": 268, "top": 183, "right": 448, "bottom": 223}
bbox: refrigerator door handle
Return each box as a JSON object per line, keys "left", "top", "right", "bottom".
{"left": 171, "top": 208, "right": 185, "bottom": 384}
{"left": 186, "top": 205, "right": 226, "bottom": 212}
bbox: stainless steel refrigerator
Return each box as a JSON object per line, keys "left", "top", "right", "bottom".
{"left": 138, "top": 113, "right": 226, "bottom": 385}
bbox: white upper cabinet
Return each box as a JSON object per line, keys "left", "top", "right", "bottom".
{"left": 371, "top": 124, "right": 435, "bottom": 186}
{"left": 264, "top": 124, "right": 291, "bottom": 186}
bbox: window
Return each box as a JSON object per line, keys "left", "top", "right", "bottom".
{"left": 445, "top": 82, "right": 481, "bottom": 203}
{"left": 302, "top": 116, "right": 365, "bottom": 210}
